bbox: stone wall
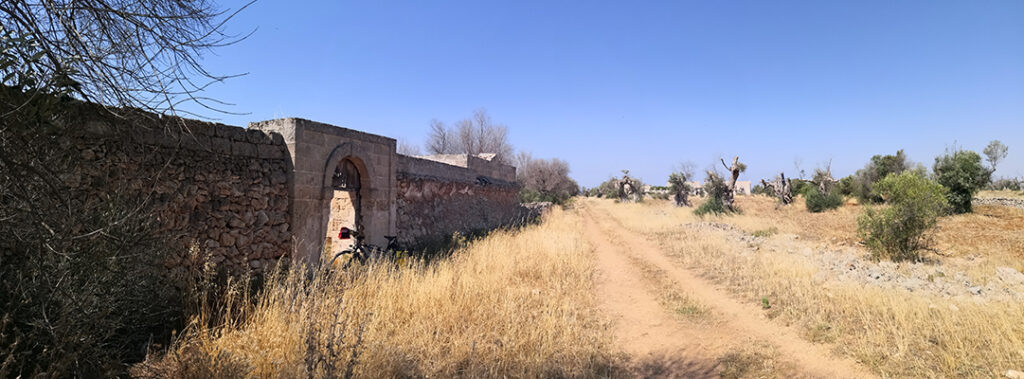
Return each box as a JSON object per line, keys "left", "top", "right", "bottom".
{"left": 64, "top": 106, "right": 293, "bottom": 273}
{"left": 973, "top": 197, "right": 1024, "bottom": 210}
{"left": 48, "top": 107, "right": 526, "bottom": 268}
{"left": 396, "top": 155, "right": 522, "bottom": 247}
{"left": 250, "top": 118, "right": 398, "bottom": 263}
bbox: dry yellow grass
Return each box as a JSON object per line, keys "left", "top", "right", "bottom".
{"left": 712, "top": 195, "right": 1024, "bottom": 272}
{"left": 135, "top": 208, "right": 617, "bottom": 378}
{"left": 586, "top": 197, "right": 1024, "bottom": 378}
{"left": 977, "top": 190, "right": 1024, "bottom": 200}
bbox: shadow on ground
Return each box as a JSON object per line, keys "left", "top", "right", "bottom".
{"left": 624, "top": 351, "right": 720, "bottom": 379}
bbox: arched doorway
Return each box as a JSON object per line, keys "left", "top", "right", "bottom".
{"left": 323, "top": 157, "right": 363, "bottom": 262}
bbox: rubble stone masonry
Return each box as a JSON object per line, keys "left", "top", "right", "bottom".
{"left": 55, "top": 107, "right": 524, "bottom": 271}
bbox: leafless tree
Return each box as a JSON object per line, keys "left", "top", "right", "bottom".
{"left": 397, "top": 140, "right": 421, "bottom": 156}
{"left": 517, "top": 154, "right": 578, "bottom": 203}
{"left": 424, "top": 109, "right": 514, "bottom": 164}
{"left": 425, "top": 119, "right": 457, "bottom": 154}
{"left": 1, "top": 0, "right": 255, "bottom": 117}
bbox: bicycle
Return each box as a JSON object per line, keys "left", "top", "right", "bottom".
{"left": 329, "top": 227, "right": 409, "bottom": 269}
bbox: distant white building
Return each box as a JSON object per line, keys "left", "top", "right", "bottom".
{"left": 684, "top": 180, "right": 750, "bottom": 196}
{"left": 734, "top": 180, "right": 751, "bottom": 195}
{"left": 686, "top": 181, "right": 705, "bottom": 196}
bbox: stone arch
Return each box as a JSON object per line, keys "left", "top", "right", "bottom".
{"left": 321, "top": 156, "right": 366, "bottom": 262}
{"left": 316, "top": 143, "right": 391, "bottom": 262}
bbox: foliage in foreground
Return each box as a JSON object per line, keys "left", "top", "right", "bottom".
{"left": 857, "top": 173, "right": 949, "bottom": 261}
{"left": 1, "top": 57, "right": 181, "bottom": 375}
{"left": 136, "top": 209, "right": 615, "bottom": 378}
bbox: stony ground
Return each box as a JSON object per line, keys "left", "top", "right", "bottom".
{"left": 581, "top": 201, "right": 875, "bottom": 378}
{"left": 689, "top": 221, "right": 1024, "bottom": 301}
{"left": 580, "top": 197, "right": 1024, "bottom": 378}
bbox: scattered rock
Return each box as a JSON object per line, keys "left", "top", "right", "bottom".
{"left": 996, "top": 267, "right": 1024, "bottom": 285}
{"left": 1006, "top": 369, "right": 1024, "bottom": 379}
{"left": 219, "top": 233, "right": 236, "bottom": 247}
{"left": 974, "top": 197, "right": 1024, "bottom": 210}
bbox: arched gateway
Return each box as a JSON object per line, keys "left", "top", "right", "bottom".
{"left": 251, "top": 118, "right": 398, "bottom": 264}
{"left": 250, "top": 117, "right": 522, "bottom": 267}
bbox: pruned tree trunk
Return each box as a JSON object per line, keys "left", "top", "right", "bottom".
{"left": 617, "top": 175, "right": 639, "bottom": 203}
{"left": 761, "top": 172, "right": 794, "bottom": 205}
{"left": 720, "top": 156, "right": 742, "bottom": 211}
{"left": 673, "top": 191, "right": 690, "bottom": 207}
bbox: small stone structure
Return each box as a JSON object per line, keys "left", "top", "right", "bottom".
{"left": 55, "top": 106, "right": 524, "bottom": 271}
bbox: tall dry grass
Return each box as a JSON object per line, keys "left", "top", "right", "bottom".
{"left": 135, "top": 208, "right": 617, "bottom": 378}
{"left": 586, "top": 197, "right": 1024, "bottom": 378}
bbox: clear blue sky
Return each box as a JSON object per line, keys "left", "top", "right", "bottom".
{"left": 186, "top": 0, "right": 1024, "bottom": 187}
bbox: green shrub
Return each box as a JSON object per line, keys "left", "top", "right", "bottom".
{"left": 596, "top": 177, "right": 619, "bottom": 199}
{"left": 790, "top": 179, "right": 813, "bottom": 196}
{"left": 804, "top": 187, "right": 843, "bottom": 213}
{"left": 519, "top": 188, "right": 573, "bottom": 205}
{"left": 852, "top": 150, "right": 912, "bottom": 203}
{"left": 933, "top": 148, "right": 990, "bottom": 214}
{"left": 857, "top": 172, "right": 949, "bottom": 262}
{"left": 837, "top": 175, "right": 855, "bottom": 197}
{"left": 752, "top": 227, "right": 778, "bottom": 238}
{"left": 751, "top": 184, "right": 771, "bottom": 196}
{"left": 694, "top": 171, "right": 738, "bottom": 216}
{"left": 694, "top": 196, "right": 727, "bottom": 216}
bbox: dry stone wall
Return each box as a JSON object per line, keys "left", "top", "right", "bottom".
{"left": 973, "top": 197, "right": 1024, "bottom": 210}
{"left": 48, "top": 104, "right": 529, "bottom": 268}
{"left": 396, "top": 155, "right": 523, "bottom": 247}
{"left": 64, "top": 106, "right": 292, "bottom": 274}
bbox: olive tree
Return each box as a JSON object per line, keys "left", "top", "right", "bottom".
{"left": 983, "top": 140, "right": 1008, "bottom": 173}
{"left": 933, "top": 147, "right": 991, "bottom": 214}
{"left": 667, "top": 171, "right": 692, "bottom": 207}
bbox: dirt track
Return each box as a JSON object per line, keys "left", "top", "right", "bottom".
{"left": 581, "top": 202, "right": 875, "bottom": 378}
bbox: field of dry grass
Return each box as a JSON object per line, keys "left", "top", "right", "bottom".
{"left": 133, "top": 195, "right": 1024, "bottom": 378}
{"left": 587, "top": 196, "right": 1024, "bottom": 378}
{"left": 703, "top": 195, "right": 1024, "bottom": 272}
{"left": 977, "top": 189, "right": 1024, "bottom": 200}
{"left": 135, "top": 208, "right": 618, "bottom": 378}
